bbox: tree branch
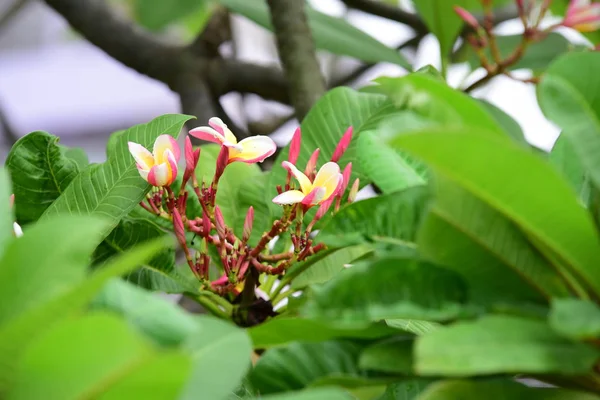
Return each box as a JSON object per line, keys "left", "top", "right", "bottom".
{"left": 341, "top": 0, "right": 427, "bottom": 34}
{"left": 266, "top": 0, "right": 326, "bottom": 121}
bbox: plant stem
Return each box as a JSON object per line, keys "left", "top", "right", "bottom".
{"left": 195, "top": 295, "right": 231, "bottom": 319}
{"left": 198, "top": 290, "right": 233, "bottom": 314}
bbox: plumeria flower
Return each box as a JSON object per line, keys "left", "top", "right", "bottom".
{"left": 189, "top": 117, "right": 276, "bottom": 164}
{"left": 563, "top": 0, "right": 600, "bottom": 32}
{"left": 128, "top": 134, "right": 180, "bottom": 187}
{"left": 273, "top": 161, "right": 343, "bottom": 206}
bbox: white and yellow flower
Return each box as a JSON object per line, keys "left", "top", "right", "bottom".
{"left": 273, "top": 161, "right": 343, "bottom": 206}
{"left": 189, "top": 117, "right": 276, "bottom": 164}
{"left": 128, "top": 134, "right": 179, "bottom": 187}
{"left": 564, "top": 0, "right": 600, "bottom": 32}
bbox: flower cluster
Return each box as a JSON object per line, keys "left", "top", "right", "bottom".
{"left": 128, "top": 118, "right": 357, "bottom": 297}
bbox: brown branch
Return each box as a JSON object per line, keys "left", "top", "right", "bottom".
{"left": 266, "top": 0, "right": 326, "bottom": 121}
{"left": 189, "top": 6, "right": 231, "bottom": 57}
{"left": 341, "top": 0, "right": 427, "bottom": 34}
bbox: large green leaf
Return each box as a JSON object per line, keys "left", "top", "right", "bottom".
{"left": 417, "top": 379, "right": 600, "bottom": 400}
{"left": 302, "top": 257, "right": 476, "bottom": 324}
{"left": 418, "top": 177, "right": 568, "bottom": 303}
{"left": 262, "top": 388, "right": 354, "bottom": 400}
{"left": 235, "top": 172, "right": 272, "bottom": 246}
{"left": 267, "top": 87, "right": 397, "bottom": 211}
{"left": 5, "top": 131, "right": 80, "bottom": 225}
{"left": 0, "top": 169, "right": 14, "bottom": 256}
{"left": 538, "top": 52, "right": 600, "bottom": 193}
{"left": 377, "top": 379, "right": 434, "bottom": 400}
{"left": 249, "top": 340, "right": 367, "bottom": 394}
{"left": 7, "top": 313, "right": 191, "bottom": 400}
{"left": 550, "top": 134, "right": 590, "bottom": 205}
{"left": 464, "top": 33, "right": 581, "bottom": 73}
{"left": 219, "top": 0, "right": 410, "bottom": 69}
{"left": 248, "top": 317, "right": 397, "bottom": 349}
{"left": 41, "top": 114, "right": 193, "bottom": 238}
{"left": 549, "top": 298, "right": 600, "bottom": 340}
{"left": 385, "top": 319, "right": 440, "bottom": 336}
{"left": 196, "top": 144, "right": 262, "bottom": 228}
{"left": 372, "top": 74, "right": 506, "bottom": 137}
{"left": 317, "top": 186, "right": 430, "bottom": 248}
{"left": 358, "top": 336, "right": 413, "bottom": 374}
{"left": 392, "top": 129, "right": 600, "bottom": 297}
{"left": 0, "top": 236, "right": 170, "bottom": 393}
{"left": 0, "top": 215, "right": 110, "bottom": 325}
{"left": 477, "top": 100, "right": 527, "bottom": 145}
{"left": 415, "top": 315, "right": 600, "bottom": 376}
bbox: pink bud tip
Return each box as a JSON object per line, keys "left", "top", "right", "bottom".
{"left": 315, "top": 197, "right": 335, "bottom": 220}
{"left": 172, "top": 208, "right": 187, "bottom": 246}
{"left": 331, "top": 127, "right": 353, "bottom": 163}
{"left": 339, "top": 163, "right": 353, "bottom": 194}
{"left": 243, "top": 206, "right": 254, "bottom": 242}
{"left": 9, "top": 194, "right": 14, "bottom": 208}
{"left": 215, "top": 146, "right": 229, "bottom": 181}
{"left": 214, "top": 206, "right": 226, "bottom": 236}
{"left": 288, "top": 127, "right": 302, "bottom": 165}
{"left": 304, "top": 148, "right": 320, "bottom": 177}
{"left": 348, "top": 178, "right": 360, "bottom": 203}
{"left": 454, "top": 6, "right": 480, "bottom": 30}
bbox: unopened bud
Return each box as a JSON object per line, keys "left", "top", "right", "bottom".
{"left": 214, "top": 206, "right": 226, "bottom": 237}
{"left": 331, "top": 127, "right": 353, "bottom": 163}
{"left": 348, "top": 178, "right": 360, "bottom": 203}
{"left": 183, "top": 137, "right": 200, "bottom": 185}
{"left": 242, "top": 206, "right": 254, "bottom": 242}
{"left": 315, "top": 197, "right": 335, "bottom": 221}
{"left": 288, "top": 127, "right": 302, "bottom": 165}
{"left": 304, "top": 148, "right": 320, "bottom": 177}
{"left": 214, "top": 146, "right": 229, "bottom": 183}
{"left": 9, "top": 194, "right": 14, "bottom": 208}
{"left": 172, "top": 208, "right": 187, "bottom": 246}
{"left": 339, "top": 163, "right": 352, "bottom": 195}
{"left": 454, "top": 6, "right": 481, "bottom": 31}
{"left": 202, "top": 212, "right": 211, "bottom": 237}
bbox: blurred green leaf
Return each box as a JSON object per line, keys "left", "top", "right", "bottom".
{"left": 392, "top": 129, "right": 600, "bottom": 297}
{"left": 41, "top": 114, "right": 193, "bottom": 239}
{"left": 0, "top": 169, "right": 14, "bottom": 256}
{"left": 477, "top": 100, "right": 527, "bottom": 145}
{"left": 219, "top": 0, "right": 411, "bottom": 69}
{"left": 385, "top": 319, "right": 440, "bottom": 336}
{"left": 302, "top": 257, "right": 476, "bottom": 324}
{"left": 7, "top": 313, "right": 191, "bottom": 400}
{"left": 134, "top": 0, "right": 208, "bottom": 31}
{"left": 550, "top": 134, "right": 590, "bottom": 205}
{"left": 377, "top": 379, "right": 434, "bottom": 400}
{"left": 261, "top": 388, "right": 354, "bottom": 400}
{"left": 549, "top": 298, "right": 600, "bottom": 340}
{"left": 6, "top": 132, "right": 81, "bottom": 225}
{"left": 359, "top": 336, "right": 413, "bottom": 374}
{"left": 415, "top": 315, "right": 600, "bottom": 376}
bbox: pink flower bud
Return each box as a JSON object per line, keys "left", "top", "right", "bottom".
{"left": 214, "top": 145, "right": 229, "bottom": 183}
{"left": 315, "top": 196, "right": 335, "bottom": 221}
{"left": 172, "top": 208, "right": 187, "bottom": 246}
{"left": 304, "top": 148, "right": 320, "bottom": 177}
{"left": 183, "top": 137, "right": 201, "bottom": 186}
{"left": 243, "top": 206, "right": 254, "bottom": 242}
{"left": 202, "top": 212, "right": 211, "bottom": 237}
{"left": 9, "top": 194, "right": 14, "bottom": 208}
{"left": 331, "top": 127, "right": 353, "bottom": 163}
{"left": 288, "top": 127, "right": 302, "bottom": 164}
{"left": 339, "top": 163, "right": 352, "bottom": 195}
{"left": 454, "top": 6, "right": 481, "bottom": 30}
{"left": 214, "top": 206, "right": 226, "bottom": 237}
{"left": 348, "top": 178, "right": 360, "bottom": 203}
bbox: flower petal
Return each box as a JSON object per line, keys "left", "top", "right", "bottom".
{"left": 165, "top": 149, "right": 178, "bottom": 185}
{"left": 153, "top": 134, "right": 180, "bottom": 165}
{"left": 229, "top": 136, "right": 277, "bottom": 164}
{"left": 188, "top": 126, "right": 227, "bottom": 145}
{"left": 128, "top": 142, "right": 154, "bottom": 170}
{"left": 302, "top": 186, "right": 326, "bottom": 206}
{"left": 272, "top": 190, "right": 306, "bottom": 205}
{"left": 147, "top": 163, "right": 171, "bottom": 187}
{"left": 209, "top": 117, "right": 238, "bottom": 144}
{"left": 282, "top": 161, "right": 312, "bottom": 194}
{"left": 313, "top": 162, "right": 340, "bottom": 188}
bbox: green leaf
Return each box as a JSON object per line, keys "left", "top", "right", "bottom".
{"left": 93, "top": 216, "right": 196, "bottom": 293}
{"left": 196, "top": 144, "right": 262, "bottom": 228}
{"left": 7, "top": 313, "right": 191, "bottom": 400}
{"left": 268, "top": 88, "right": 397, "bottom": 212}
{"left": 249, "top": 340, "right": 366, "bottom": 394}
{"left": 385, "top": 319, "right": 440, "bottom": 336}
{"left": 356, "top": 133, "right": 426, "bottom": 194}
{"left": 62, "top": 146, "right": 89, "bottom": 170}
{"left": 0, "top": 169, "right": 14, "bottom": 255}
{"left": 477, "top": 100, "right": 527, "bottom": 145}
{"left": 359, "top": 336, "right": 413, "bottom": 374}
{"left": 392, "top": 129, "right": 600, "bottom": 297}
{"left": 538, "top": 52, "right": 600, "bottom": 193}
{"left": 218, "top": 0, "right": 411, "bottom": 69}
{"left": 6, "top": 131, "right": 80, "bottom": 225}
{"left": 373, "top": 74, "right": 506, "bottom": 137}
{"left": 317, "top": 186, "right": 430, "bottom": 248}
{"left": 550, "top": 134, "right": 590, "bottom": 205}
{"left": 417, "top": 379, "right": 600, "bottom": 400}
{"left": 91, "top": 279, "right": 200, "bottom": 346}
{"left": 415, "top": 315, "right": 600, "bottom": 376}
{"left": 302, "top": 257, "right": 475, "bottom": 324}
{"left": 465, "top": 33, "right": 581, "bottom": 73}
{"left": 0, "top": 215, "right": 110, "bottom": 325}
{"left": 0, "top": 236, "right": 171, "bottom": 393}
{"left": 287, "top": 244, "right": 374, "bottom": 289}
{"left": 179, "top": 316, "right": 252, "bottom": 400}
{"left": 549, "top": 298, "right": 600, "bottom": 340}
{"left": 134, "top": 0, "right": 207, "bottom": 31}
{"left": 41, "top": 114, "right": 193, "bottom": 238}
{"left": 376, "top": 379, "right": 434, "bottom": 400}
{"left": 248, "top": 317, "right": 398, "bottom": 349}
{"left": 417, "top": 177, "right": 568, "bottom": 303}
{"left": 261, "top": 388, "right": 354, "bottom": 400}
{"left": 235, "top": 172, "right": 272, "bottom": 246}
